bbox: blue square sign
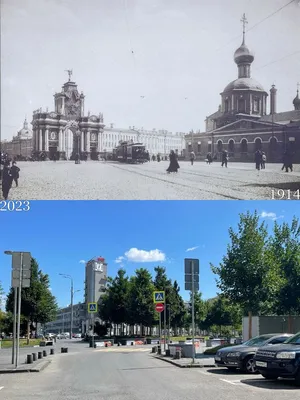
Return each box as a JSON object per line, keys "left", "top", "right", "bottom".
{"left": 88, "top": 302, "right": 98, "bottom": 313}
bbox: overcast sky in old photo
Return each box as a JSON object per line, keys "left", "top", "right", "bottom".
{"left": 1, "top": 0, "right": 300, "bottom": 139}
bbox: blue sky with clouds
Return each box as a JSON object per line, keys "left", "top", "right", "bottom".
{"left": 0, "top": 200, "right": 297, "bottom": 308}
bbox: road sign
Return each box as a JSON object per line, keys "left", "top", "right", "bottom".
{"left": 88, "top": 302, "right": 98, "bottom": 313}
{"left": 184, "top": 258, "right": 199, "bottom": 275}
{"left": 11, "top": 252, "right": 32, "bottom": 288}
{"left": 185, "top": 282, "right": 200, "bottom": 291}
{"left": 153, "top": 291, "right": 165, "bottom": 304}
{"left": 155, "top": 303, "right": 164, "bottom": 313}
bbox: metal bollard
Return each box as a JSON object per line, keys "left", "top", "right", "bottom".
{"left": 43, "top": 350, "right": 47, "bottom": 357}
{"left": 50, "top": 348, "right": 54, "bottom": 355}
{"left": 27, "top": 354, "right": 33, "bottom": 364}
{"left": 151, "top": 346, "right": 156, "bottom": 353}
{"left": 166, "top": 349, "right": 171, "bottom": 357}
{"left": 38, "top": 351, "right": 43, "bottom": 359}
{"left": 131, "top": 342, "right": 134, "bottom": 346}
{"left": 157, "top": 346, "right": 161, "bottom": 355}
{"left": 32, "top": 353, "right": 37, "bottom": 361}
{"left": 174, "top": 349, "right": 181, "bottom": 359}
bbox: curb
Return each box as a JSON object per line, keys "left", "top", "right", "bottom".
{"left": 153, "top": 355, "right": 216, "bottom": 368}
{"left": 0, "top": 360, "right": 51, "bottom": 374}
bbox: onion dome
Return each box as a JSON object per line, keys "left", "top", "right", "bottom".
{"left": 234, "top": 42, "right": 254, "bottom": 65}
{"left": 293, "top": 89, "right": 300, "bottom": 110}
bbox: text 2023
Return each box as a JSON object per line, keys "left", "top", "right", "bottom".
{"left": 0, "top": 201, "right": 30, "bottom": 211}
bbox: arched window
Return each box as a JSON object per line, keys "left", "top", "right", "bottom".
{"left": 228, "top": 139, "right": 235, "bottom": 153}
{"left": 217, "top": 140, "right": 223, "bottom": 152}
{"left": 225, "top": 99, "right": 229, "bottom": 113}
{"left": 241, "top": 139, "right": 248, "bottom": 153}
{"left": 238, "top": 98, "right": 245, "bottom": 113}
{"left": 255, "top": 138, "right": 262, "bottom": 150}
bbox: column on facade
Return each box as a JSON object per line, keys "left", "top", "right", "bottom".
{"left": 97, "top": 131, "right": 101, "bottom": 152}
{"left": 249, "top": 94, "right": 253, "bottom": 114}
{"left": 33, "top": 129, "right": 37, "bottom": 152}
{"left": 58, "top": 128, "right": 63, "bottom": 152}
{"left": 45, "top": 128, "right": 49, "bottom": 152}
{"left": 39, "top": 129, "right": 43, "bottom": 151}
{"left": 86, "top": 131, "right": 90, "bottom": 153}
{"left": 81, "top": 131, "right": 84, "bottom": 152}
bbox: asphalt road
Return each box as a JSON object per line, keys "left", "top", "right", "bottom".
{"left": 0, "top": 343, "right": 297, "bottom": 400}
{"left": 4, "top": 160, "right": 300, "bottom": 200}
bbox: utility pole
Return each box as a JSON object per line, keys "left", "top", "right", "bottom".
{"left": 191, "top": 261, "right": 195, "bottom": 364}
{"left": 70, "top": 278, "right": 74, "bottom": 339}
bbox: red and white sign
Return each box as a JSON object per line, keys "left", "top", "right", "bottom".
{"left": 155, "top": 303, "right": 164, "bottom": 313}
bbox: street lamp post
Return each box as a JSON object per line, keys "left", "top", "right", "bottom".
{"left": 59, "top": 274, "right": 74, "bottom": 339}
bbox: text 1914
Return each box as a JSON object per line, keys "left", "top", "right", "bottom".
{"left": 271, "top": 189, "right": 300, "bottom": 200}
{"left": 0, "top": 201, "right": 30, "bottom": 211}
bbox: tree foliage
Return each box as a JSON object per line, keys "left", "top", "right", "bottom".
{"left": 211, "top": 211, "right": 270, "bottom": 315}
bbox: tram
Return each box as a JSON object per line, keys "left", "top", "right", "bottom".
{"left": 114, "top": 141, "right": 148, "bottom": 164}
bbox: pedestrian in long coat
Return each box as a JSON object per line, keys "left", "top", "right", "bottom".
{"left": 166, "top": 150, "right": 180, "bottom": 173}
{"left": 1, "top": 161, "right": 13, "bottom": 200}
{"left": 10, "top": 161, "right": 20, "bottom": 187}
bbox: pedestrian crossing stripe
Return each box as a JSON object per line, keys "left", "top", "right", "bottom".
{"left": 153, "top": 291, "right": 165, "bottom": 303}
{"left": 88, "top": 302, "right": 98, "bottom": 313}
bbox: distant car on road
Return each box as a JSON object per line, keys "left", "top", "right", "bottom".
{"left": 215, "top": 333, "right": 292, "bottom": 374}
{"left": 254, "top": 331, "right": 300, "bottom": 385}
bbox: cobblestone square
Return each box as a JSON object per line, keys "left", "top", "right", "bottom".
{"left": 2, "top": 160, "right": 300, "bottom": 200}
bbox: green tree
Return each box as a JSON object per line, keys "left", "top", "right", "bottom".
{"left": 6, "top": 257, "right": 58, "bottom": 342}
{"left": 98, "top": 269, "right": 130, "bottom": 335}
{"left": 127, "top": 268, "right": 155, "bottom": 335}
{"left": 211, "top": 211, "right": 270, "bottom": 337}
{"left": 267, "top": 217, "right": 300, "bottom": 330}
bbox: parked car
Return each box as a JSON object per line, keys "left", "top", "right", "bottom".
{"left": 254, "top": 331, "right": 300, "bottom": 385}
{"left": 214, "top": 333, "right": 292, "bottom": 374}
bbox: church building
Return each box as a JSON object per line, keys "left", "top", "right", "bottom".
{"left": 185, "top": 14, "right": 300, "bottom": 163}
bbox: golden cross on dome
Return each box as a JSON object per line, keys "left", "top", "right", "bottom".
{"left": 240, "top": 13, "right": 248, "bottom": 44}
{"left": 297, "top": 82, "right": 300, "bottom": 93}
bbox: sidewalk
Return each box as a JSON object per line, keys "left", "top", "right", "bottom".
{"left": 153, "top": 353, "right": 216, "bottom": 368}
{"left": 0, "top": 346, "right": 52, "bottom": 373}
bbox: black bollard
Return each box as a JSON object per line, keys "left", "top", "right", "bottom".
{"left": 131, "top": 342, "right": 134, "bottom": 346}
{"left": 32, "top": 353, "right": 37, "bottom": 361}
{"left": 151, "top": 346, "right": 156, "bottom": 353}
{"left": 43, "top": 350, "right": 47, "bottom": 357}
{"left": 27, "top": 354, "right": 33, "bottom": 364}
{"left": 50, "top": 348, "right": 54, "bottom": 355}
{"left": 38, "top": 351, "right": 43, "bottom": 359}
{"left": 157, "top": 346, "right": 162, "bottom": 355}
{"left": 64, "top": 347, "right": 68, "bottom": 353}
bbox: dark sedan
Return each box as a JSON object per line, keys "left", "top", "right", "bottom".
{"left": 254, "top": 331, "right": 300, "bottom": 385}
{"left": 214, "top": 333, "right": 292, "bottom": 374}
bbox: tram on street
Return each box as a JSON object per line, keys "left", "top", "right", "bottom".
{"left": 114, "top": 141, "right": 148, "bottom": 164}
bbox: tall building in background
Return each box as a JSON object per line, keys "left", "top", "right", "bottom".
{"left": 84, "top": 257, "right": 108, "bottom": 305}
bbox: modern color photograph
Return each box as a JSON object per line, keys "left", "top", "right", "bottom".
{"left": 0, "top": 200, "right": 300, "bottom": 397}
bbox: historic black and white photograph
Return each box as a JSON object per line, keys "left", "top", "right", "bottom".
{"left": 1, "top": 0, "right": 300, "bottom": 200}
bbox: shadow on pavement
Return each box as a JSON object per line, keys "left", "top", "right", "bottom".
{"left": 206, "top": 368, "right": 247, "bottom": 375}
{"left": 241, "top": 378, "right": 298, "bottom": 390}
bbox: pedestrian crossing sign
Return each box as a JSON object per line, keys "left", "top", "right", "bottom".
{"left": 88, "top": 302, "right": 98, "bottom": 313}
{"left": 153, "top": 291, "right": 165, "bottom": 304}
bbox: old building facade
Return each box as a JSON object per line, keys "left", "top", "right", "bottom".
{"left": 185, "top": 16, "right": 300, "bottom": 163}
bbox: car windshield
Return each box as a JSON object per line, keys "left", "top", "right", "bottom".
{"left": 243, "top": 335, "right": 273, "bottom": 347}
{"left": 284, "top": 333, "right": 300, "bottom": 345}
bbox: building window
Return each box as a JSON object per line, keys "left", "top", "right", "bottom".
{"left": 253, "top": 98, "right": 259, "bottom": 113}
{"left": 238, "top": 99, "right": 245, "bottom": 113}
{"left": 225, "top": 99, "right": 229, "bottom": 113}
{"left": 241, "top": 139, "right": 248, "bottom": 153}
{"left": 208, "top": 143, "right": 212, "bottom": 153}
{"left": 197, "top": 144, "right": 201, "bottom": 153}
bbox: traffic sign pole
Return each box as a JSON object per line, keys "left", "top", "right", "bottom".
{"left": 191, "top": 260, "right": 195, "bottom": 364}
{"left": 163, "top": 305, "right": 166, "bottom": 353}
{"left": 159, "top": 312, "right": 161, "bottom": 346}
{"left": 12, "top": 287, "right": 17, "bottom": 365}
{"left": 16, "top": 252, "right": 23, "bottom": 368}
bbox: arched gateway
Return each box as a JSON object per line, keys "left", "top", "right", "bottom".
{"left": 32, "top": 71, "right": 105, "bottom": 160}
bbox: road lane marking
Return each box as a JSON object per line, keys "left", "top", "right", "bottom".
{"left": 0, "top": 387, "right": 4, "bottom": 391}
{"left": 198, "top": 371, "right": 210, "bottom": 376}
{"left": 220, "top": 379, "right": 240, "bottom": 385}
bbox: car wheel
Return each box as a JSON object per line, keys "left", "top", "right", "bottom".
{"left": 261, "top": 373, "right": 279, "bottom": 380}
{"left": 226, "top": 367, "right": 237, "bottom": 371}
{"left": 243, "top": 356, "right": 257, "bottom": 374}
{"left": 294, "top": 369, "right": 300, "bottom": 387}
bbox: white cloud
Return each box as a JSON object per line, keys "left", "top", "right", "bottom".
{"left": 186, "top": 246, "right": 199, "bottom": 252}
{"left": 260, "top": 211, "right": 284, "bottom": 221}
{"left": 79, "top": 260, "right": 86, "bottom": 264}
{"left": 124, "top": 248, "right": 166, "bottom": 263}
{"left": 49, "top": 287, "right": 52, "bottom": 292}
{"left": 115, "top": 256, "right": 125, "bottom": 264}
